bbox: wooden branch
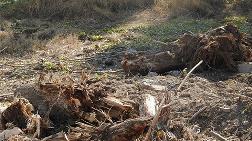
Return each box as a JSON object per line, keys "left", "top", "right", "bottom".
{"left": 102, "top": 97, "right": 133, "bottom": 111}
{"left": 100, "top": 117, "right": 151, "bottom": 141}
{"left": 64, "top": 133, "right": 70, "bottom": 141}
{"left": 41, "top": 132, "right": 63, "bottom": 141}
{"left": 91, "top": 107, "right": 113, "bottom": 123}
{"left": 227, "top": 93, "right": 252, "bottom": 101}
{"left": 143, "top": 99, "right": 176, "bottom": 141}
{"left": 177, "top": 60, "right": 203, "bottom": 91}
{"left": 153, "top": 39, "right": 169, "bottom": 46}
{"left": 32, "top": 114, "right": 41, "bottom": 138}
{"left": 188, "top": 106, "right": 207, "bottom": 122}
{"left": 0, "top": 47, "right": 8, "bottom": 53}
{"left": 209, "top": 130, "right": 227, "bottom": 141}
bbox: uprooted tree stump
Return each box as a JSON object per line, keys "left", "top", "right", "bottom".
{"left": 1, "top": 98, "right": 33, "bottom": 129}
{"left": 1, "top": 74, "right": 141, "bottom": 139}
{"left": 122, "top": 24, "right": 252, "bottom": 75}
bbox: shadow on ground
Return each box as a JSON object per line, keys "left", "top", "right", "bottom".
{"left": 87, "top": 15, "right": 252, "bottom": 82}
{"left": 0, "top": 5, "right": 155, "bottom": 57}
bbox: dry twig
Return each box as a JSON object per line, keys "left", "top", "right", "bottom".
{"left": 188, "top": 106, "right": 207, "bottom": 122}
{"left": 33, "top": 114, "right": 41, "bottom": 138}
{"left": 177, "top": 60, "right": 203, "bottom": 91}
{"left": 41, "top": 132, "right": 64, "bottom": 141}
{"left": 209, "top": 130, "right": 227, "bottom": 141}
{"left": 64, "top": 133, "right": 70, "bottom": 141}
{"left": 143, "top": 95, "right": 176, "bottom": 141}
{"left": 0, "top": 47, "right": 8, "bottom": 53}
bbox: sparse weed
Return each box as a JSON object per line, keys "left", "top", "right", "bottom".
{"left": 42, "top": 60, "right": 71, "bottom": 72}
{"left": 225, "top": 16, "right": 248, "bottom": 25}
{"left": 43, "top": 61, "right": 57, "bottom": 71}
{"left": 90, "top": 35, "right": 104, "bottom": 41}
{"left": 78, "top": 31, "right": 87, "bottom": 41}
{"left": 224, "top": 16, "right": 251, "bottom": 33}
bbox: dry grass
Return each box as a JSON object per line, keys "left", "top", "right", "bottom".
{"left": 1, "top": 0, "right": 250, "bottom": 19}
{"left": 1, "top": 0, "right": 154, "bottom": 18}
{"left": 154, "top": 0, "right": 225, "bottom": 17}
{"left": 0, "top": 31, "right": 35, "bottom": 56}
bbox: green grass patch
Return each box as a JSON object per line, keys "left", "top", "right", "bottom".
{"left": 90, "top": 16, "right": 252, "bottom": 52}
{"left": 78, "top": 31, "right": 87, "bottom": 37}
{"left": 115, "top": 17, "right": 252, "bottom": 51}
{"left": 116, "top": 17, "right": 221, "bottom": 51}
{"left": 42, "top": 60, "right": 70, "bottom": 72}
{"left": 90, "top": 35, "right": 104, "bottom": 41}
{"left": 104, "top": 27, "right": 128, "bottom": 34}
{"left": 121, "top": 36, "right": 162, "bottom": 50}
{"left": 224, "top": 15, "right": 252, "bottom": 34}
{"left": 135, "top": 17, "right": 221, "bottom": 42}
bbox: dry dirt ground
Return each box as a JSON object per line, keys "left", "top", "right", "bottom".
{"left": 1, "top": 9, "right": 252, "bottom": 140}
{"left": 0, "top": 9, "right": 168, "bottom": 97}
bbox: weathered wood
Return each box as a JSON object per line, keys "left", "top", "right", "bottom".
{"left": 98, "top": 117, "right": 151, "bottom": 141}
{"left": 1, "top": 98, "right": 33, "bottom": 129}
{"left": 122, "top": 24, "right": 252, "bottom": 75}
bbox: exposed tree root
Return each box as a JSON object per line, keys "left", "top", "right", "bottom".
{"left": 122, "top": 24, "right": 252, "bottom": 75}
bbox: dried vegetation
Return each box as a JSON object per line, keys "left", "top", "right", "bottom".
{"left": 0, "top": 72, "right": 148, "bottom": 140}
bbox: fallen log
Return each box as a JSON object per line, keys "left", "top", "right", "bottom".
{"left": 122, "top": 24, "right": 252, "bottom": 75}
{"left": 122, "top": 51, "right": 181, "bottom": 75}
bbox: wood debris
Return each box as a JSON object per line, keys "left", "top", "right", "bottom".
{"left": 0, "top": 74, "right": 144, "bottom": 140}
{"left": 122, "top": 24, "right": 252, "bottom": 75}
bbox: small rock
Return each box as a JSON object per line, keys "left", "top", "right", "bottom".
{"left": 141, "top": 79, "right": 166, "bottom": 91}
{"left": 191, "top": 125, "right": 201, "bottom": 134}
{"left": 238, "top": 62, "right": 252, "bottom": 73}
{"left": 147, "top": 72, "right": 158, "bottom": 77}
{"left": 167, "top": 70, "right": 180, "bottom": 76}
{"left": 143, "top": 94, "right": 157, "bottom": 116}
